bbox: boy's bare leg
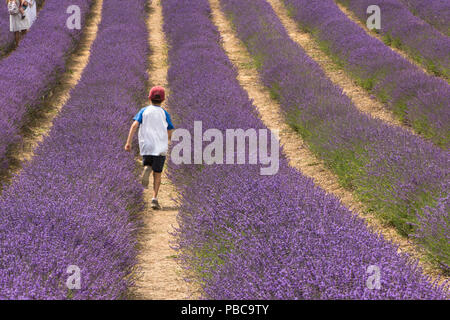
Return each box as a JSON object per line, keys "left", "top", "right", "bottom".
{"left": 141, "top": 166, "right": 152, "bottom": 188}
{"left": 150, "top": 172, "right": 162, "bottom": 210}
{"left": 153, "top": 172, "right": 162, "bottom": 199}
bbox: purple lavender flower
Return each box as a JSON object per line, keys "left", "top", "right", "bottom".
{"left": 399, "top": 0, "right": 450, "bottom": 36}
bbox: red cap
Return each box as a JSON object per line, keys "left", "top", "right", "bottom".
{"left": 149, "top": 86, "right": 165, "bottom": 102}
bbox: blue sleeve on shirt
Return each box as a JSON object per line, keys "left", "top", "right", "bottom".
{"left": 164, "top": 109, "right": 175, "bottom": 130}
{"left": 133, "top": 107, "right": 147, "bottom": 124}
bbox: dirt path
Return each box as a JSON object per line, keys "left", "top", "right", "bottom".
{"left": 334, "top": 1, "right": 432, "bottom": 77}
{"left": 209, "top": 0, "right": 447, "bottom": 282}
{"left": 132, "top": 0, "right": 196, "bottom": 300}
{"left": 267, "top": 0, "right": 417, "bottom": 135}
{"left": 0, "top": 0, "right": 103, "bottom": 188}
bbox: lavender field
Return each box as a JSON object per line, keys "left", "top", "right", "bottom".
{"left": 0, "top": 0, "right": 448, "bottom": 301}
{"left": 284, "top": 0, "right": 450, "bottom": 148}
{"left": 0, "top": 0, "right": 92, "bottom": 173}
{"left": 337, "top": 0, "right": 450, "bottom": 79}
{"left": 0, "top": 0, "right": 147, "bottom": 299}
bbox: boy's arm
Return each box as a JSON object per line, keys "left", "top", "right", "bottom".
{"left": 124, "top": 121, "right": 140, "bottom": 152}
{"left": 164, "top": 110, "right": 174, "bottom": 143}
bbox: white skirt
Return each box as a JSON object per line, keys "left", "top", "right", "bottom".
{"left": 10, "top": 13, "right": 30, "bottom": 32}
{"left": 26, "top": 0, "right": 37, "bottom": 26}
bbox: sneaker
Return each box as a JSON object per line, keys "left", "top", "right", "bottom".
{"left": 141, "top": 167, "right": 151, "bottom": 188}
{"left": 151, "top": 198, "right": 161, "bottom": 210}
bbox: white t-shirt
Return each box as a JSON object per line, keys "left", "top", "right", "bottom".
{"left": 133, "top": 105, "right": 174, "bottom": 156}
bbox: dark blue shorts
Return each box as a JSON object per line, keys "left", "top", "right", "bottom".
{"left": 143, "top": 155, "right": 166, "bottom": 173}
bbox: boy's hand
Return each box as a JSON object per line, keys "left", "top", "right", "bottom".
{"left": 125, "top": 121, "right": 139, "bottom": 152}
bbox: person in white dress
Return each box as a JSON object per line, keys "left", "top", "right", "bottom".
{"left": 7, "top": 0, "right": 30, "bottom": 46}
{"left": 25, "top": 0, "right": 35, "bottom": 26}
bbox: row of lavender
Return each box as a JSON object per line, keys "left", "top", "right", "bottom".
{"left": 220, "top": 0, "right": 449, "bottom": 270}
{"left": 283, "top": 0, "right": 449, "bottom": 148}
{"left": 0, "top": 0, "right": 92, "bottom": 174}
{"left": 399, "top": 0, "right": 450, "bottom": 36}
{"left": 0, "top": 0, "right": 45, "bottom": 56}
{"left": 336, "top": 0, "right": 450, "bottom": 78}
{"left": 162, "top": 0, "right": 447, "bottom": 299}
{"left": 0, "top": 0, "right": 148, "bottom": 299}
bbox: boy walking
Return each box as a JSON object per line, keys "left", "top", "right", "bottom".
{"left": 125, "top": 86, "right": 174, "bottom": 210}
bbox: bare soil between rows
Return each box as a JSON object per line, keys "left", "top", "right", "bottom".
{"left": 130, "top": 0, "right": 198, "bottom": 300}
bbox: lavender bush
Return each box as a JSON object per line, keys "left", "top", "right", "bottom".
{"left": 219, "top": 0, "right": 449, "bottom": 268}
{"left": 162, "top": 0, "right": 447, "bottom": 299}
{"left": 0, "top": 0, "right": 92, "bottom": 174}
{"left": 412, "top": 197, "right": 449, "bottom": 271}
{"left": 283, "top": 0, "right": 450, "bottom": 148}
{"left": 0, "top": 0, "right": 148, "bottom": 299}
{"left": 399, "top": 0, "right": 450, "bottom": 36}
{"left": 336, "top": 0, "right": 450, "bottom": 78}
